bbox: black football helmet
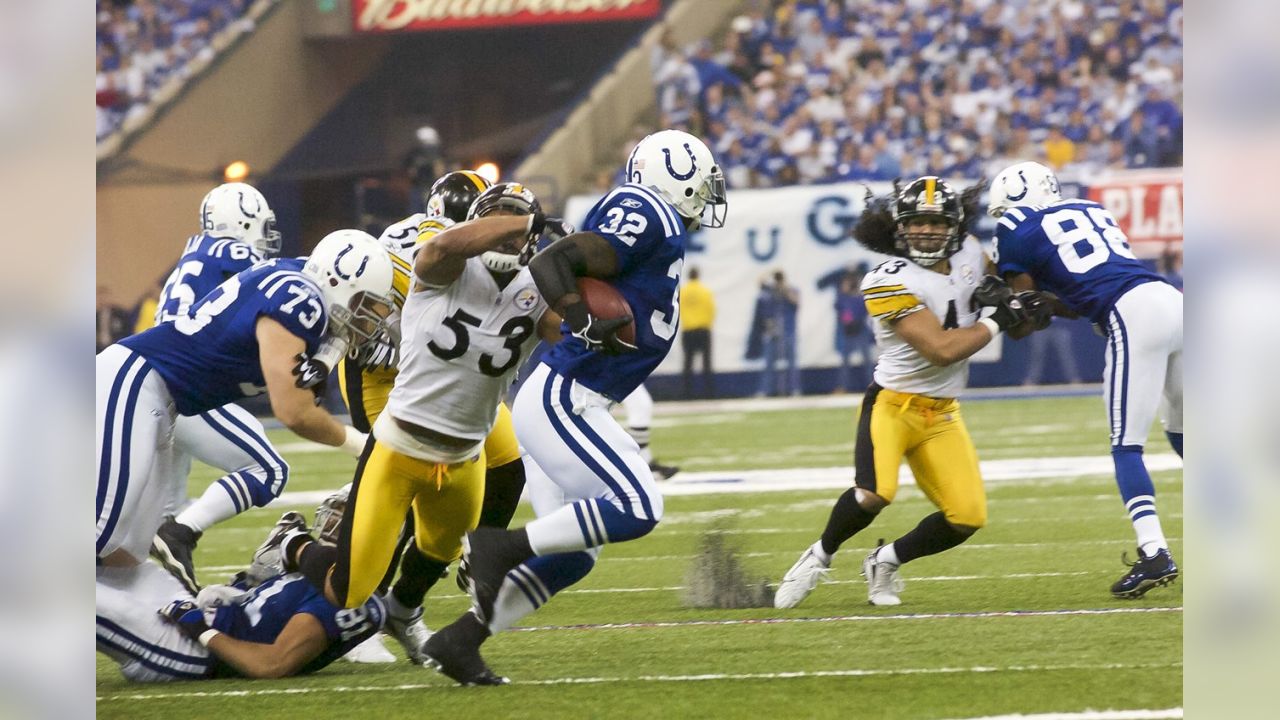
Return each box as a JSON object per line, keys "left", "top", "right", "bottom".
{"left": 425, "top": 170, "right": 492, "bottom": 223}
{"left": 894, "top": 176, "right": 964, "bottom": 266}
{"left": 467, "top": 182, "right": 543, "bottom": 273}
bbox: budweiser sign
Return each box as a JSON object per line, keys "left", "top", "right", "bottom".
{"left": 1085, "top": 169, "right": 1183, "bottom": 250}
{"left": 354, "top": 0, "right": 661, "bottom": 32}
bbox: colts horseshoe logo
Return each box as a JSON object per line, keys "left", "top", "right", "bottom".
{"left": 1006, "top": 170, "right": 1030, "bottom": 201}
{"left": 333, "top": 243, "right": 369, "bottom": 281}
{"left": 663, "top": 143, "right": 698, "bottom": 181}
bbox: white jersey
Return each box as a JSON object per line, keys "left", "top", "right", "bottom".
{"left": 861, "top": 237, "right": 987, "bottom": 398}
{"left": 378, "top": 213, "right": 453, "bottom": 309}
{"left": 386, "top": 257, "right": 547, "bottom": 441}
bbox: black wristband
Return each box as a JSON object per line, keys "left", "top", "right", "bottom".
{"left": 562, "top": 301, "right": 590, "bottom": 332}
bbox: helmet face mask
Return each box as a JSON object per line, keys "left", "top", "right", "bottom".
{"left": 894, "top": 176, "right": 964, "bottom": 266}
{"left": 200, "top": 182, "right": 282, "bottom": 257}
{"left": 426, "top": 171, "right": 492, "bottom": 223}
{"left": 314, "top": 484, "right": 350, "bottom": 545}
{"left": 626, "top": 129, "right": 728, "bottom": 230}
{"left": 467, "top": 182, "right": 542, "bottom": 273}
{"left": 987, "top": 161, "right": 1062, "bottom": 218}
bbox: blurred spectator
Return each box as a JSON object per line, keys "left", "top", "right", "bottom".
{"left": 96, "top": 286, "right": 130, "bottom": 353}
{"left": 679, "top": 267, "right": 716, "bottom": 398}
{"left": 404, "top": 125, "right": 444, "bottom": 212}
{"left": 754, "top": 270, "right": 801, "bottom": 397}
{"left": 1043, "top": 126, "right": 1077, "bottom": 170}
{"left": 1022, "top": 322, "right": 1083, "bottom": 387}
{"left": 832, "top": 266, "right": 874, "bottom": 393}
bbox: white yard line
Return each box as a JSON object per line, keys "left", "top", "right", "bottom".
{"left": 942, "top": 710, "right": 1182, "bottom": 720}
{"left": 99, "top": 659, "right": 1176, "bottom": 702}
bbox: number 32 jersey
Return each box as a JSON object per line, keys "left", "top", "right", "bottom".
{"left": 861, "top": 237, "right": 987, "bottom": 398}
{"left": 994, "top": 200, "right": 1167, "bottom": 323}
{"left": 120, "top": 258, "right": 328, "bottom": 416}
{"left": 387, "top": 258, "right": 547, "bottom": 441}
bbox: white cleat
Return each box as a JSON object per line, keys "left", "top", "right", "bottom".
{"left": 861, "top": 548, "right": 904, "bottom": 606}
{"left": 385, "top": 604, "right": 433, "bottom": 664}
{"left": 343, "top": 633, "right": 396, "bottom": 663}
{"left": 774, "top": 545, "right": 831, "bottom": 609}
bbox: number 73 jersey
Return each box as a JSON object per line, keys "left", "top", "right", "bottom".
{"left": 387, "top": 258, "right": 548, "bottom": 442}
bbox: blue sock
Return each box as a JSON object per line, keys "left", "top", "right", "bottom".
{"left": 1165, "top": 431, "right": 1183, "bottom": 458}
{"left": 1113, "top": 445, "right": 1167, "bottom": 554}
{"left": 487, "top": 552, "right": 596, "bottom": 633}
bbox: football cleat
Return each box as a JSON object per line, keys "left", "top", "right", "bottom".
{"left": 150, "top": 517, "right": 202, "bottom": 596}
{"left": 249, "top": 511, "right": 309, "bottom": 582}
{"left": 462, "top": 528, "right": 531, "bottom": 624}
{"left": 385, "top": 602, "right": 433, "bottom": 664}
{"left": 650, "top": 461, "right": 681, "bottom": 481}
{"left": 1111, "top": 547, "right": 1179, "bottom": 599}
{"left": 342, "top": 633, "right": 396, "bottom": 664}
{"left": 774, "top": 545, "right": 830, "bottom": 609}
{"left": 862, "top": 543, "right": 904, "bottom": 606}
{"left": 422, "top": 612, "right": 508, "bottom": 686}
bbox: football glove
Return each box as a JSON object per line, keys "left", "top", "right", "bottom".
{"left": 973, "top": 274, "right": 1016, "bottom": 308}
{"left": 1016, "top": 290, "right": 1054, "bottom": 330}
{"left": 292, "top": 354, "right": 331, "bottom": 406}
{"left": 158, "top": 599, "right": 210, "bottom": 641}
{"left": 542, "top": 217, "right": 575, "bottom": 245}
{"left": 349, "top": 334, "right": 398, "bottom": 372}
{"left": 564, "top": 302, "right": 637, "bottom": 355}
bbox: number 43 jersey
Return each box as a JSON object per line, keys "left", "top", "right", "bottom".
{"left": 387, "top": 258, "right": 547, "bottom": 441}
{"left": 994, "top": 199, "right": 1166, "bottom": 324}
{"left": 861, "top": 236, "right": 987, "bottom": 398}
{"left": 120, "top": 258, "right": 328, "bottom": 416}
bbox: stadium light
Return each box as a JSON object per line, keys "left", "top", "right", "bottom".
{"left": 223, "top": 160, "right": 250, "bottom": 183}
{"left": 475, "top": 162, "right": 500, "bottom": 184}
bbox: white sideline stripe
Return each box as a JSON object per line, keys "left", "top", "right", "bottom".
{"left": 944, "top": 710, "right": 1182, "bottom": 720}
{"left": 98, "top": 661, "right": 1179, "bottom": 702}
{"left": 263, "top": 453, "right": 1182, "bottom": 504}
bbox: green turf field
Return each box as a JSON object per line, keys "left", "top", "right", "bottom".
{"left": 97, "top": 394, "right": 1182, "bottom": 719}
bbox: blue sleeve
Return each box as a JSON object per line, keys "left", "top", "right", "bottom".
{"left": 584, "top": 185, "right": 683, "bottom": 273}
{"left": 994, "top": 221, "right": 1032, "bottom": 277}
{"left": 259, "top": 277, "right": 329, "bottom": 348}
{"left": 295, "top": 596, "right": 343, "bottom": 640}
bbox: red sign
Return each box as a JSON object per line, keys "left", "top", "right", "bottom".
{"left": 1085, "top": 169, "right": 1183, "bottom": 250}
{"left": 353, "top": 0, "right": 661, "bottom": 33}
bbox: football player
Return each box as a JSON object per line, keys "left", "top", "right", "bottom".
{"left": 422, "top": 129, "right": 729, "bottom": 685}
{"left": 774, "top": 177, "right": 1046, "bottom": 609}
{"left": 96, "top": 230, "right": 394, "bottom": 568}
{"left": 145, "top": 183, "right": 297, "bottom": 596}
{"left": 277, "top": 183, "right": 561, "bottom": 667}
{"left": 987, "top": 161, "right": 1183, "bottom": 598}
{"left": 96, "top": 511, "right": 385, "bottom": 682}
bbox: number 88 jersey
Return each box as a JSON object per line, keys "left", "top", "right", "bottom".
{"left": 994, "top": 199, "right": 1167, "bottom": 324}
{"left": 386, "top": 258, "right": 547, "bottom": 442}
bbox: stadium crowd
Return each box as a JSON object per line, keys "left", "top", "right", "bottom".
{"left": 638, "top": 0, "right": 1182, "bottom": 190}
{"left": 96, "top": 0, "right": 268, "bottom": 142}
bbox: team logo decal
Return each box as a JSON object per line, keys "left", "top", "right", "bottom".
{"left": 333, "top": 243, "right": 369, "bottom": 281}
{"left": 513, "top": 286, "right": 539, "bottom": 311}
{"left": 662, "top": 143, "right": 697, "bottom": 181}
{"left": 961, "top": 264, "right": 976, "bottom": 285}
{"left": 1006, "top": 170, "right": 1029, "bottom": 201}
{"left": 621, "top": 198, "right": 643, "bottom": 209}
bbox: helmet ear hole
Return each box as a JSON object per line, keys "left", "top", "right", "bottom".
{"left": 685, "top": 188, "right": 693, "bottom": 196}
{"left": 329, "top": 278, "right": 339, "bottom": 287}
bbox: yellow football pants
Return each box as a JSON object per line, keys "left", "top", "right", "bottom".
{"left": 854, "top": 385, "right": 987, "bottom": 528}
{"left": 338, "top": 359, "right": 519, "bottom": 468}
{"left": 333, "top": 440, "right": 486, "bottom": 609}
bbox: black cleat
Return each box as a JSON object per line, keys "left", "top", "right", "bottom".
{"left": 150, "top": 517, "right": 202, "bottom": 595}
{"left": 1111, "top": 547, "right": 1180, "bottom": 599}
{"left": 649, "top": 462, "right": 681, "bottom": 481}
{"left": 422, "top": 612, "right": 508, "bottom": 686}
{"left": 463, "top": 528, "right": 531, "bottom": 624}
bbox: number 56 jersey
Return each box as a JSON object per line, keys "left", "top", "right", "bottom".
{"left": 861, "top": 236, "right": 987, "bottom": 398}
{"left": 387, "top": 258, "right": 548, "bottom": 442}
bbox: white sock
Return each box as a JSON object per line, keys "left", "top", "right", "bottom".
{"left": 811, "top": 540, "right": 832, "bottom": 565}
{"left": 525, "top": 504, "right": 593, "bottom": 555}
{"left": 486, "top": 573, "right": 541, "bottom": 634}
{"left": 175, "top": 483, "right": 240, "bottom": 533}
{"left": 1134, "top": 515, "right": 1168, "bottom": 556}
{"left": 875, "top": 542, "right": 901, "bottom": 567}
{"left": 383, "top": 589, "right": 416, "bottom": 619}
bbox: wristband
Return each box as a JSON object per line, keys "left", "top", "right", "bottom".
{"left": 198, "top": 629, "right": 221, "bottom": 647}
{"left": 340, "top": 426, "right": 368, "bottom": 458}
{"left": 978, "top": 317, "right": 1002, "bottom": 338}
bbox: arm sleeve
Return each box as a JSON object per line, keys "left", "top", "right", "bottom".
{"left": 260, "top": 279, "right": 329, "bottom": 348}
{"left": 860, "top": 273, "right": 925, "bottom": 323}
{"left": 994, "top": 220, "right": 1031, "bottom": 276}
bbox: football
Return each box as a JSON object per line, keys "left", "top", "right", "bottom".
{"left": 576, "top": 277, "right": 636, "bottom": 345}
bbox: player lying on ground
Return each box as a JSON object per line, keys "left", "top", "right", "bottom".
{"left": 775, "top": 176, "right": 1051, "bottom": 609}
{"left": 97, "top": 230, "right": 394, "bottom": 568}
{"left": 421, "top": 129, "right": 728, "bottom": 685}
{"left": 277, "top": 184, "right": 563, "bottom": 670}
{"left": 96, "top": 510, "right": 384, "bottom": 682}
{"left": 988, "top": 161, "right": 1183, "bottom": 598}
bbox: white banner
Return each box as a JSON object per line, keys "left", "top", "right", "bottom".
{"left": 565, "top": 180, "right": 1002, "bottom": 375}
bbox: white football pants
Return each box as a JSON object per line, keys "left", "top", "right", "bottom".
{"left": 164, "top": 405, "right": 290, "bottom": 517}
{"left": 96, "top": 561, "right": 212, "bottom": 682}
{"left": 1103, "top": 281, "right": 1183, "bottom": 447}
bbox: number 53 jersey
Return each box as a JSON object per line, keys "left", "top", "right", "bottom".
{"left": 120, "top": 258, "right": 328, "bottom": 416}
{"left": 387, "top": 258, "right": 548, "bottom": 442}
{"left": 861, "top": 236, "right": 988, "bottom": 398}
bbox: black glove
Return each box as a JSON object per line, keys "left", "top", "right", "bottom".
{"left": 986, "top": 293, "right": 1031, "bottom": 332}
{"left": 1016, "top": 290, "right": 1054, "bottom": 331}
{"left": 973, "top": 275, "right": 1015, "bottom": 308}
{"left": 542, "top": 217, "right": 575, "bottom": 245}
{"left": 563, "top": 302, "right": 637, "bottom": 355}
{"left": 292, "top": 353, "right": 330, "bottom": 406}
{"left": 349, "top": 335, "right": 398, "bottom": 372}
{"left": 158, "top": 599, "right": 210, "bottom": 641}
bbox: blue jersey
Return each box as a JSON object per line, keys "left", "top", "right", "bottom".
{"left": 120, "top": 258, "right": 328, "bottom": 415}
{"left": 156, "top": 234, "right": 262, "bottom": 324}
{"left": 543, "top": 184, "right": 688, "bottom": 401}
{"left": 994, "top": 199, "right": 1168, "bottom": 324}
{"left": 209, "top": 573, "right": 385, "bottom": 678}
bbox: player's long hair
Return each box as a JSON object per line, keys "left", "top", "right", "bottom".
{"left": 851, "top": 179, "right": 988, "bottom": 256}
